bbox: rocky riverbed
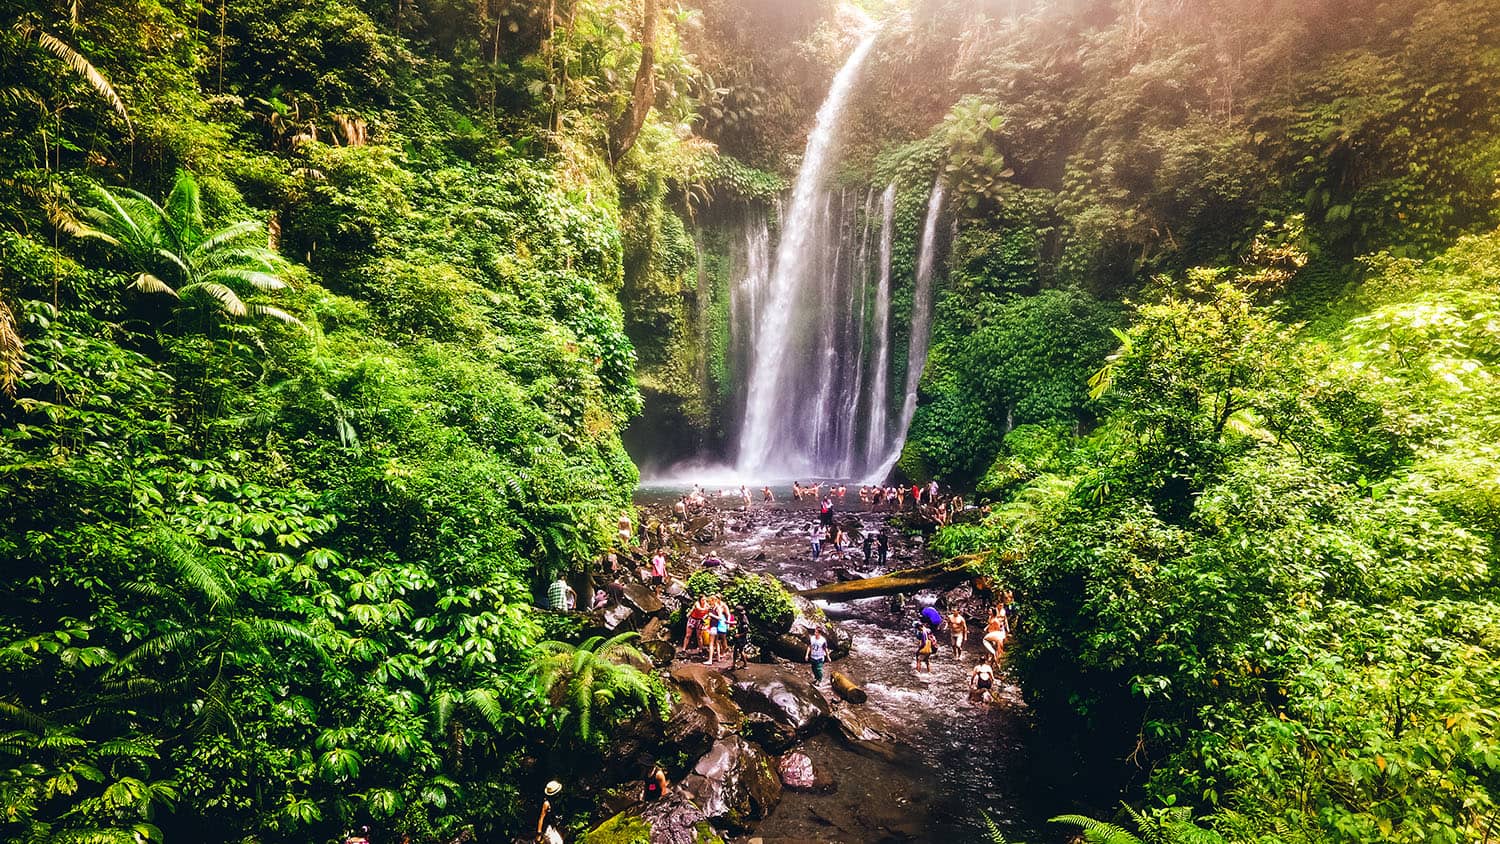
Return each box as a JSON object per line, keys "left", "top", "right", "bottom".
{"left": 577, "top": 488, "right": 1065, "bottom": 843}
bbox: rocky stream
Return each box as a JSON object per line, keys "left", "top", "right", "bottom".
{"left": 572, "top": 488, "right": 1068, "bottom": 844}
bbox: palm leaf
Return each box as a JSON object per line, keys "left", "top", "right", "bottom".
{"left": 188, "top": 221, "right": 262, "bottom": 258}
{"left": 201, "top": 268, "right": 287, "bottom": 291}
{"left": 251, "top": 304, "right": 303, "bottom": 326}
{"left": 110, "top": 629, "right": 208, "bottom": 675}
{"left": 164, "top": 170, "right": 203, "bottom": 237}
{"left": 0, "top": 698, "right": 49, "bottom": 732}
{"left": 130, "top": 273, "right": 178, "bottom": 297}
{"left": 0, "top": 297, "right": 22, "bottom": 397}
{"left": 183, "top": 281, "right": 248, "bottom": 317}
{"left": 155, "top": 533, "right": 236, "bottom": 608}
{"left": 15, "top": 24, "right": 132, "bottom": 137}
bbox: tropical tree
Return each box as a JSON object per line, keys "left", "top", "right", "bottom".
{"left": 65, "top": 170, "right": 297, "bottom": 325}
{"left": 528, "top": 633, "right": 660, "bottom": 743}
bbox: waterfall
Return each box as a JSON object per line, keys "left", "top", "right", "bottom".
{"left": 726, "top": 210, "right": 772, "bottom": 437}
{"left": 863, "top": 182, "right": 897, "bottom": 469}
{"left": 835, "top": 187, "right": 877, "bottom": 477}
{"left": 869, "top": 178, "right": 945, "bottom": 482}
{"left": 736, "top": 26, "right": 881, "bottom": 476}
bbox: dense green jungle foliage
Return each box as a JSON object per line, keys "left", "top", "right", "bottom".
{"left": 895, "top": 1, "right": 1500, "bottom": 841}
{"left": 0, "top": 0, "right": 741, "bottom": 840}
{"left": 3, "top": 0, "right": 1500, "bottom": 841}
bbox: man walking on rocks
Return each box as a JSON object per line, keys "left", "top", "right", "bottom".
{"left": 805, "top": 626, "right": 829, "bottom": 685}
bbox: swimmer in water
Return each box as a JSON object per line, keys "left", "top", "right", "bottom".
{"left": 969, "top": 661, "right": 996, "bottom": 704}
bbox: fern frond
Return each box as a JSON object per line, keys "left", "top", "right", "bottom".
{"left": 1051, "top": 814, "right": 1143, "bottom": 844}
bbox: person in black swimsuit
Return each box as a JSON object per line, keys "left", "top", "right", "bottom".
{"left": 643, "top": 764, "right": 668, "bottom": 802}
{"left": 969, "top": 662, "right": 996, "bottom": 704}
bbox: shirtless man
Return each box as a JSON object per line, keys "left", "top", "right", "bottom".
{"left": 947, "top": 609, "right": 968, "bottom": 657}
{"left": 762, "top": 485, "right": 774, "bottom": 502}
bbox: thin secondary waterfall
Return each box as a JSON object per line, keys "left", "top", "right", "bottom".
{"left": 870, "top": 178, "right": 945, "bottom": 482}
{"left": 728, "top": 211, "right": 773, "bottom": 431}
{"left": 835, "top": 187, "right": 877, "bottom": 478}
{"left": 863, "top": 182, "right": 897, "bottom": 469}
{"left": 736, "top": 26, "right": 881, "bottom": 476}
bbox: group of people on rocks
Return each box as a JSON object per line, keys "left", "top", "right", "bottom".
{"left": 682, "top": 593, "right": 751, "bottom": 668}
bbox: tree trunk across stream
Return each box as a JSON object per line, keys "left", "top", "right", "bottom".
{"left": 629, "top": 485, "right": 1068, "bottom": 843}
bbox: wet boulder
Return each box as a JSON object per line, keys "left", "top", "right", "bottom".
{"left": 666, "top": 663, "right": 742, "bottom": 738}
{"left": 663, "top": 703, "right": 717, "bottom": 762}
{"left": 831, "top": 704, "right": 911, "bottom": 765}
{"left": 728, "top": 664, "right": 830, "bottom": 738}
{"left": 778, "top": 751, "right": 836, "bottom": 793}
{"left": 740, "top": 711, "right": 798, "bottom": 753}
{"left": 678, "top": 736, "right": 782, "bottom": 830}
{"left": 600, "top": 601, "right": 639, "bottom": 632}
{"left": 620, "top": 582, "right": 667, "bottom": 617}
{"left": 582, "top": 794, "right": 724, "bottom": 844}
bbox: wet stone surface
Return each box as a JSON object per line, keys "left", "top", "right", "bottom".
{"left": 633, "top": 487, "right": 1064, "bottom": 843}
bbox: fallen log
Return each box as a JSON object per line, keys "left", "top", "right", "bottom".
{"left": 830, "top": 671, "right": 867, "bottom": 704}
{"left": 797, "top": 553, "right": 989, "bottom": 601}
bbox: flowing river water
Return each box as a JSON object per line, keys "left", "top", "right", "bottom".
{"left": 634, "top": 485, "right": 1069, "bottom": 843}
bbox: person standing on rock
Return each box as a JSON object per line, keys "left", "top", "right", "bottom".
{"left": 740, "top": 485, "right": 752, "bottom": 509}
{"left": 762, "top": 485, "right": 774, "bottom": 502}
{"left": 535, "top": 780, "right": 563, "bottom": 844}
{"left": 863, "top": 532, "right": 874, "bottom": 566}
{"left": 805, "top": 626, "right": 829, "bottom": 685}
{"left": 730, "top": 605, "right": 751, "bottom": 668}
{"left": 649, "top": 551, "right": 668, "bottom": 597}
{"left": 809, "top": 523, "right": 822, "bottom": 560}
{"left": 877, "top": 530, "right": 888, "bottom": 567}
{"left": 617, "top": 512, "right": 634, "bottom": 550}
{"left": 643, "top": 763, "right": 669, "bottom": 803}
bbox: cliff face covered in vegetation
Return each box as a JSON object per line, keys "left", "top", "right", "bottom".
{"left": 0, "top": 0, "right": 693, "bottom": 840}
{"left": 3, "top": 0, "right": 1500, "bottom": 842}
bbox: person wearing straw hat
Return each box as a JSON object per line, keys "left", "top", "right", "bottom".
{"left": 535, "top": 780, "right": 563, "bottom": 844}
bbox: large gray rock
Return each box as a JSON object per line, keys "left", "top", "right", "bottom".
{"left": 831, "top": 703, "right": 911, "bottom": 765}
{"left": 678, "top": 736, "right": 782, "bottom": 830}
{"left": 620, "top": 582, "right": 667, "bottom": 617}
{"left": 778, "top": 751, "right": 836, "bottom": 793}
{"left": 728, "top": 664, "right": 830, "bottom": 739}
{"left": 600, "top": 600, "right": 638, "bottom": 631}
{"left": 779, "top": 596, "right": 852, "bottom": 660}
{"left": 667, "top": 663, "right": 742, "bottom": 739}
{"left": 582, "top": 795, "right": 724, "bottom": 844}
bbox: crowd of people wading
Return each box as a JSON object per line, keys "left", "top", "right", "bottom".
{"left": 524, "top": 477, "right": 1018, "bottom": 844}
{"left": 563, "top": 478, "right": 1015, "bottom": 695}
